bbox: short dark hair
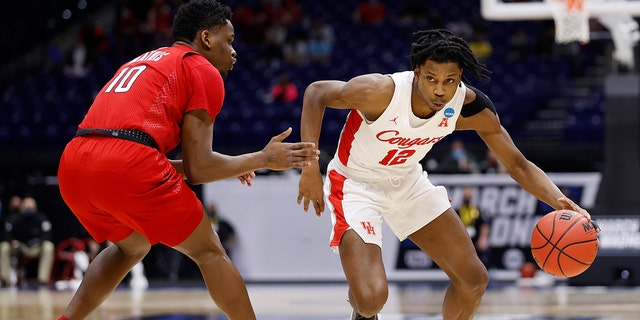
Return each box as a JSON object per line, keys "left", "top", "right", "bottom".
{"left": 410, "top": 29, "right": 491, "bottom": 82}
{"left": 172, "top": 0, "right": 232, "bottom": 42}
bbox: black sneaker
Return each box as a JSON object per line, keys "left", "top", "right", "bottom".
{"left": 350, "top": 309, "right": 378, "bottom": 320}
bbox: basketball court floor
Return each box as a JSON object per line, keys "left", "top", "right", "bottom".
{"left": 1, "top": 281, "right": 639, "bottom": 320}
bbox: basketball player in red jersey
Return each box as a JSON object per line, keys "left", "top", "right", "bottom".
{"left": 296, "top": 29, "right": 594, "bottom": 320}
{"left": 57, "top": 1, "right": 319, "bottom": 319}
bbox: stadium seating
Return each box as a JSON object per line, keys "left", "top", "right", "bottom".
{"left": 0, "top": 0, "right": 605, "bottom": 162}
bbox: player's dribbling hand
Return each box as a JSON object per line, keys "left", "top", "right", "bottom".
{"left": 557, "top": 196, "right": 594, "bottom": 222}
{"left": 262, "top": 127, "right": 320, "bottom": 170}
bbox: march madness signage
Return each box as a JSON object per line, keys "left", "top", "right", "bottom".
{"left": 395, "top": 173, "right": 602, "bottom": 271}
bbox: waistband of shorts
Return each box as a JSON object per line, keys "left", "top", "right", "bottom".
{"left": 75, "top": 128, "right": 159, "bottom": 151}
{"left": 329, "top": 159, "right": 420, "bottom": 183}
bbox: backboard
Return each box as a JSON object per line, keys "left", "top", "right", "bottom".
{"left": 480, "top": 0, "right": 640, "bottom": 67}
{"left": 481, "top": 0, "right": 640, "bottom": 20}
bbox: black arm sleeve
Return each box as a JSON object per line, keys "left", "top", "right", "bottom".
{"left": 461, "top": 85, "right": 497, "bottom": 118}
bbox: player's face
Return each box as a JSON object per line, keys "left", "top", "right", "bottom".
{"left": 205, "top": 20, "right": 237, "bottom": 78}
{"left": 413, "top": 60, "right": 462, "bottom": 112}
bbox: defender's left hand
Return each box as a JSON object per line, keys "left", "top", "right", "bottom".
{"left": 237, "top": 172, "right": 256, "bottom": 186}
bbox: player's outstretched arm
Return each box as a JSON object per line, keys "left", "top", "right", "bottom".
{"left": 181, "top": 109, "right": 319, "bottom": 184}
{"left": 170, "top": 158, "right": 256, "bottom": 186}
{"left": 260, "top": 127, "right": 321, "bottom": 171}
{"left": 462, "top": 108, "right": 593, "bottom": 220}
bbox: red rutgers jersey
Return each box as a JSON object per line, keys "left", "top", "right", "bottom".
{"left": 79, "top": 44, "right": 224, "bottom": 154}
{"left": 332, "top": 71, "right": 467, "bottom": 180}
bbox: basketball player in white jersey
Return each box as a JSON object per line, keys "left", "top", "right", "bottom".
{"left": 296, "top": 29, "right": 593, "bottom": 320}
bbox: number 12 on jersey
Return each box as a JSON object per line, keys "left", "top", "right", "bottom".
{"left": 379, "top": 149, "right": 416, "bottom": 166}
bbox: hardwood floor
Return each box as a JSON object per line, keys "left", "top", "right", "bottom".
{"left": 1, "top": 282, "right": 639, "bottom": 320}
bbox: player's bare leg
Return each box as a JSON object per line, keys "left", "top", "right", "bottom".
{"left": 340, "top": 230, "right": 388, "bottom": 318}
{"left": 173, "top": 213, "right": 256, "bottom": 320}
{"left": 61, "top": 232, "right": 150, "bottom": 319}
{"left": 409, "top": 208, "right": 489, "bottom": 320}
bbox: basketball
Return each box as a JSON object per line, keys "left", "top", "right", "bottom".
{"left": 530, "top": 210, "right": 599, "bottom": 278}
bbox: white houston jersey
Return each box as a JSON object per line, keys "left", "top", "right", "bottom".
{"left": 332, "top": 71, "right": 467, "bottom": 181}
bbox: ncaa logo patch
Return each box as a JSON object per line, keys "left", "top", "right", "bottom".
{"left": 444, "top": 107, "right": 455, "bottom": 118}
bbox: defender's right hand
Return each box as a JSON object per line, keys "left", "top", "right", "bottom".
{"left": 262, "top": 127, "right": 320, "bottom": 171}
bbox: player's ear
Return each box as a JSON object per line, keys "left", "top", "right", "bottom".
{"left": 414, "top": 67, "right": 420, "bottom": 77}
{"left": 200, "top": 30, "right": 211, "bottom": 47}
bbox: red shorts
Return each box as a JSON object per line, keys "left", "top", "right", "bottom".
{"left": 58, "top": 136, "right": 204, "bottom": 246}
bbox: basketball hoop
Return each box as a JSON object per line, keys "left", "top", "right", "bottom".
{"left": 481, "top": 0, "right": 640, "bottom": 67}
{"left": 544, "top": 0, "right": 590, "bottom": 43}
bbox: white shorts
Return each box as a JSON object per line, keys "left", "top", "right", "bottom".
{"left": 324, "top": 161, "right": 451, "bottom": 253}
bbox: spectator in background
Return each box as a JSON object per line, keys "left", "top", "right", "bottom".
{"left": 0, "top": 196, "right": 23, "bottom": 273}
{"left": 282, "top": 31, "right": 309, "bottom": 66}
{"left": 353, "top": 0, "right": 387, "bottom": 25}
{"left": 308, "top": 18, "right": 335, "bottom": 63}
{"left": 266, "top": 20, "right": 288, "bottom": 48}
{"left": 457, "top": 186, "right": 492, "bottom": 268}
{"left": 261, "top": 20, "right": 288, "bottom": 69}
{"left": 468, "top": 32, "right": 493, "bottom": 61}
{"left": 46, "top": 38, "right": 65, "bottom": 72}
{"left": 439, "top": 139, "right": 480, "bottom": 174}
{"left": 66, "top": 37, "right": 89, "bottom": 78}
{"left": 56, "top": 237, "right": 149, "bottom": 291}
{"left": 4, "top": 196, "right": 22, "bottom": 220}
{"left": 0, "top": 196, "right": 55, "bottom": 287}
{"left": 65, "top": 22, "right": 109, "bottom": 78}
{"left": 283, "top": 32, "right": 309, "bottom": 66}
{"left": 206, "top": 203, "right": 237, "bottom": 259}
{"left": 268, "top": 73, "right": 299, "bottom": 104}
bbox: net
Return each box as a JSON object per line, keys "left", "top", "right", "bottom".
{"left": 545, "top": 0, "right": 590, "bottom": 43}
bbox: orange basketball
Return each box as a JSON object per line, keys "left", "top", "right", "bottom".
{"left": 530, "top": 210, "right": 599, "bottom": 278}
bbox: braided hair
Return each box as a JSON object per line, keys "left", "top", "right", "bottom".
{"left": 172, "top": 0, "right": 232, "bottom": 42}
{"left": 410, "top": 29, "right": 491, "bottom": 82}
